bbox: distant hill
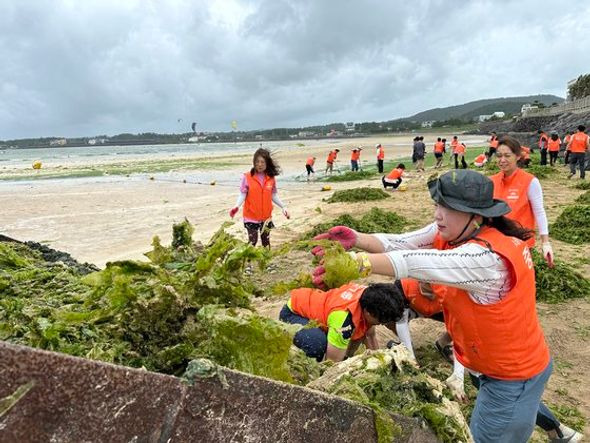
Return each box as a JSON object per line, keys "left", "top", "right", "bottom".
{"left": 406, "top": 95, "right": 564, "bottom": 122}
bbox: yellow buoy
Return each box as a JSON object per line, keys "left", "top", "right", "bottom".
{"left": 398, "top": 183, "right": 408, "bottom": 192}
{"left": 32, "top": 161, "right": 42, "bottom": 170}
{"left": 321, "top": 185, "right": 332, "bottom": 191}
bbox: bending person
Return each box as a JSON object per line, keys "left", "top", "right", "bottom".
{"left": 382, "top": 163, "right": 406, "bottom": 189}
{"left": 279, "top": 282, "right": 405, "bottom": 362}
{"left": 491, "top": 135, "right": 554, "bottom": 266}
{"left": 312, "top": 170, "right": 576, "bottom": 443}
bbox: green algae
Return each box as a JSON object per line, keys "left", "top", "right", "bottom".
{"left": 532, "top": 248, "right": 590, "bottom": 303}
{"left": 575, "top": 190, "right": 590, "bottom": 205}
{"left": 573, "top": 181, "right": 590, "bottom": 190}
{"left": 322, "top": 245, "right": 360, "bottom": 289}
{"left": 321, "top": 170, "right": 377, "bottom": 182}
{"left": 172, "top": 218, "right": 194, "bottom": 248}
{"left": 326, "top": 187, "right": 389, "bottom": 203}
{"left": 550, "top": 205, "right": 590, "bottom": 244}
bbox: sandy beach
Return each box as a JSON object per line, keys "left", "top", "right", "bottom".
{"left": 0, "top": 134, "right": 485, "bottom": 266}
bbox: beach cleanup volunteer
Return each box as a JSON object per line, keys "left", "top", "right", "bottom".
{"left": 305, "top": 156, "right": 316, "bottom": 181}
{"left": 381, "top": 163, "right": 406, "bottom": 189}
{"left": 538, "top": 130, "right": 549, "bottom": 165}
{"left": 350, "top": 148, "right": 361, "bottom": 171}
{"left": 453, "top": 139, "right": 468, "bottom": 169}
{"left": 488, "top": 132, "right": 499, "bottom": 157}
{"left": 547, "top": 133, "right": 561, "bottom": 166}
{"left": 311, "top": 169, "right": 553, "bottom": 442}
{"left": 434, "top": 137, "right": 445, "bottom": 168}
{"left": 473, "top": 152, "right": 488, "bottom": 167}
{"left": 376, "top": 143, "right": 385, "bottom": 173}
{"left": 325, "top": 149, "right": 340, "bottom": 174}
{"left": 564, "top": 132, "right": 572, "bottom": 164}
{"left": 279, "top": 282, "right": 405, "bottom": 362}
{"left": 567, "top": 125, "right": 589, "bottom": 179}
{"left": 490, "top": 135, "right": 554, "bottom": 266}
{"left": 229, "top": 148, "right": 289, "bottom": 247}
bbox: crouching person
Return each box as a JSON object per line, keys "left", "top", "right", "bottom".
{"left": 279, "top": 282, "right": 405, "bottom": 362}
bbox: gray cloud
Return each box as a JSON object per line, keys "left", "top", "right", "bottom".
{"left": 1, "top": 0, "right": 589, "bottom": 139}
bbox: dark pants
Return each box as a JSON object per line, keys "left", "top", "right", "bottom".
{"left": 565, "top": 150, "right": 571, "bottom": 164}
{"left": 279, "top": 305, "right": 326, "bottom": 361}
{"left": 305, "top": 164, "right": 314, "bottom": 176}
{"left": 244, "top": 221, "right": 274, "bottom": 247}
{"left": 570, "top": 152, "right": 586, "bottom": 178}
{"left": 377, "top": 159, "right": 384, "bottom": 173}
{"left": 351, "top": 160, "right": 359, "bottom": 171}
{"left": 540, "top": 148, "right": 548, "bottom": 166}
{"left": 549, "top": 151, "right": 558, "bottom": 166}
{"left": 469, "top": 367, "right": 560, "bottom": 435}
{"left": 454, "top": 154, "right": 467, "bottom": 169}
{"left": 488, "top": 147, "right": 497, "bottom": 158}
{"left": 382, "top": 176, "right": 402, "bottom": 189}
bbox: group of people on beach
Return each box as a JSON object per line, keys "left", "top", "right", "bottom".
{"left": 227, "top": 129, "right": 588, "bottom": 441}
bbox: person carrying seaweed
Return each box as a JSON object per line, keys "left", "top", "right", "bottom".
{"left": 229, "top": 148, "right": 289, "bottom": 247}
{"left": 310, "top": 169, "right": 563, "bottom": 442}
{"left": 490, "top": 135, "right": 554, "bottom": 267}
{"left": 279, "top": 282, "right": 405, "bottom": 362}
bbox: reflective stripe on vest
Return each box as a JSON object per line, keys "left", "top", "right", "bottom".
{"left": 434, "top": 228, "right": 550, "bottom": 380}
{"left": 290, "top": 283, "right": 369, "bottom": 341}
{"left": 242, "top": 173, "right": 275, "bottom": 221}
{"left": 491, "top": 168, "right": 535, "bottom": 246}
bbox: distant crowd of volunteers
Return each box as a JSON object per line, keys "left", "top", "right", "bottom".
{"left": 228, "top": 125, "right": 589, "bottom": 442}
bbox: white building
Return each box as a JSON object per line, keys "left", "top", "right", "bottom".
{"left": 492, "top": 111, "right": 505, "bottom": 118}
{"left": 520, "top": 104, "right": 539, "bottom": 116}
{"left": 421, "top": 120, "right": 436, "bottom": 128}
{"left": 344, "top": 122, "right": 355, "bottom": 132}
{"left": 477, "top": 114, "right": 493, "bottom": 122}
{"left": 49, "top": 138, "right": 67, "bottom": 146}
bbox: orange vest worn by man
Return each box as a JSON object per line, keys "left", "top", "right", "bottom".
{"left": 569, "top": 132, "right": 589, "bottom": 153}
{"left": 327, "top": 150, "right": 338, "bottom": 163}
{"left": 386, "top": 168, "right": 403, "bottom": 181}
{"left": 434, "top": 227, "right": 550, "bottom": 380}
{"left": 290, "top": 283, "right": 369, "bottom": 341}
{"left": 434, "top": 141, "right": 444, "bottom": 154}
{"left": 306, "top": 157, "right": 315, "bottom": 166}
{"left": 351, "top": 150, "right": 360, "bottom": 161}
{"left": 377, "top": 145, "right": 385, "bottom": 160}
{"left": 242, "top": 173, "right": 275, "bottom": 221}
{"left": 451, "top": 138, "right": 460, "bottom": 154}
{"left": 400, "top": 279, "right": 444, "bottom": 318}
{"left": 490, "top": 168, "right": 536, "bottom": 246}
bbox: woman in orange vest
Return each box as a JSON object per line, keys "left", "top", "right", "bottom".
{"left": 305, "top": 156, "right": 316, "bottom": 181}
{"left": 547, "top": 133, "right": 561, "bottom": 167}
{"left": 376, "top": 143, "right": 385, "bottom": 173}
{"left": 537, "top": 130, "right": 549, "bottom": 165}
{"left": 567, "top": 125, "right": 589, "bottom": 179}
{"left": 311, "top": 169, "right": 557, "bottom": 442}
{"left": 488, "top": 132, "right": 499, "bottom": 157}
{"left": 382, "top": 163, "right": 406, "bottom": 189}
{"left": 490, "top": 135, "right": 554, "bottom": 266}
{"left": 229, "top": 148, "right": 289, "bottom": 247}
{"left": 473, "top": 152, "right": 488, "bottom": 168}
{"left": 433, "top": 137, "right": 445, "bottom": 168}
{"left": 350, "top": 148, "right": 362, "bottom": 171}
{"left": 519, "top": 145, "right": 531, "bottom": 168}
{"left": 279, "top": 282, "right": 405, "bottom": 362}
{"left": 453, "top": 140, "right": 467, "bottom": 169}
{"left": 325, "top": 149, "right": 340, "bottom": 174}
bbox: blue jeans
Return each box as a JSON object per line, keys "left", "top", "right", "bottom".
{"left": 470, "top": 360, "right": 553, "bottom": 443}
{"left": 279, "top": 305, "right": 327, "bottom": 361}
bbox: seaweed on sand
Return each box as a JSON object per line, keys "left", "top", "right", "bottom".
{"left": 550, "top": 205, "right": 590, "bottom": 244}
{"left": 326, "top": 187, "right": 389, "bottom": 203}
{"left": 532, "top": 248, "right": 590, "bottom": 303}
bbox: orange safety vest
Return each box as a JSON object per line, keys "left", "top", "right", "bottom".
{"left": 401, "top": 279, "right": 444, "bottom": 318}
{"left": 327, "top": 151, "right": 338, "bottom": 163}
{"left": 491, "top": 168, "right": 536, "bottom": 246}
{"left": 538, "top": 133, "right": 548, "bottom": 148}
{"left": 434, "top": 141, "right": 444, "bottom": 153}
{"left": 547, "top": 139, "right": 560, "bottom": 152}
{"left": 377, "top": 146, "right": 385, "bottom": 160}
{"left": 451, "top": 139, "right": 459, "bottom": 154}
{"left": 306, "top": 157, "right": 315, "bottom": 166}
{"left": 290, "top": 283, "right": 369, "bottom": 341}
{"left": 474, "top": 154, "right": 487, "bottom": 164}
{"left": 489, "top": 136, "right": 499, "bottom": 148}
{"left": 455, "top": 143, "right": 466, "bottom": 155}
{"left": 386, "top": 168, "right": 403, "bottom": 180}
{"left": 521, "top": 146, "right": 531, "bottom": 160}
{"left": 570, "top": 132, "right": 589, "bottom": 153}
{"left": 434, "top": 227, "right": 550, "bottom": 380}
{"left": 351, "top": 151, "right": 360, "bottom": 161}
{"left": 242, "top": 172, "right": 275, "bottom": 222}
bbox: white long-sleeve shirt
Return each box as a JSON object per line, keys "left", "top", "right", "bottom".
{"left": 375, "top": 223, "right": 512, "bottom": 305}
{"left": 527, "top": 177, "right": 549, "bottom": 236}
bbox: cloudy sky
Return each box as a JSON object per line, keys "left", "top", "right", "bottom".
{"left": 1, "top": 0, "right": 589, "bottom": 139}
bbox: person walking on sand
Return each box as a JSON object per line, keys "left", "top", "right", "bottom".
{"left": 490, "top": 136, "right": 554, "bottom": 266}
{"left": 325, "top": 149, "right": 340, "bottom": 174}
{"left": 538, "top": 130, "right": 549, "bottom": 165}
{"left": 453, "top": 139, "right": 467, "bottom": 169}
{"left": 350, "top": 148, "right": 361, "bottom": 171}
{"left": 563, "top": 131, "right": 572, "bottom": 165}
{"left": 547, "top": 132, "right": 561, "bottom": 167}
{"left": 413, "top": 136, "right": 426, "bottom": 172}
{"left": 279, "top": 282, "right": 405, "bottom": 362}
{"left": 305, "top": 156, "right": 316, "bottom": 181}
{"left": 310, "top": 169, "right": 555, "bottom": 442}
{"left": 376, "top": 143, "right": 385, "bottom": 173}
{"left": 567, "top": 125, "right": 589, "bottom": 180}
{"left": 434, "top": 137, "right": 445, "bottom": 168}
{"left": 382, "top": 163, "right": 406, "bottom": 190}
{"left": 229, "top": 148, "right": 289, "bottom": 247}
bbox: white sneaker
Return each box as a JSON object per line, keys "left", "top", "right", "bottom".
{"left": 550, "top": 424, "right": 583, "bottom": 443}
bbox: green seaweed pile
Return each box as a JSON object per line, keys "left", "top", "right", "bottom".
{"left": 573, "top": 181, "right": 590, "bottom": 190}
{"left": 532, "top": 249, "right": 590, "bottom": 303}
{"left": 550, "top": 205, "right": 590, "bottom": 244}
{"left": 304, "top": 207, "right": 412, "bottom": 239}
{"left": 322, "top": 245, "right": 361, "bottom": 289}
{"left": 575, "top": 190, "right": 590, "bottom": 205}
{"left": 326, "top": 187, "right": 389, "bottom": 203}
{"left": 321, "top": 170, "right": 377, "bottom": 182}
{"left": 526, "top": 165, "right": 558, "bottom": 179}
{"left": 0, "top": 220, "right": 317, "bottom": 382}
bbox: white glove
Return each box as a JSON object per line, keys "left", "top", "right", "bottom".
{"left": 445, "top": 373, "right": 468, "bottom": 403}
{"left": 542, "top": 242, "right": 554, "bottom": 268}
{"left": 282, "top": 208, "right": 290, "bottom": 219}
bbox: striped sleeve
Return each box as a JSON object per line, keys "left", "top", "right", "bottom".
{"left": 385, "top": 242, "right": 512, "bottom": 305}
{"left": 374, "top": 223, "right": 438, "bottom": 251}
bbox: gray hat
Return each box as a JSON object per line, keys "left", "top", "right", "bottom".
{"left": 428, "top": 170, "right": 511, "bottom": 217}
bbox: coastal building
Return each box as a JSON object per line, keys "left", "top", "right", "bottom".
{"left": 421, "top": 120, "right": 436, "bottom": 128}
{"left": 345, "top": 122, "right": 355, "bottom": 132}
{"left": 49, "top": 138, "right": 67, "bottom": 146}
{"left": 521, "top": 104, "right": 539, "bottom": 116}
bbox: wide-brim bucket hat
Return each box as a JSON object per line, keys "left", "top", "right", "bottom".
{"left": 428, "top": 170, "right": 511, "bottom": 218}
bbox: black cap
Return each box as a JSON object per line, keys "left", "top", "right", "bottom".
{"left": 428, "top": 170, "right": 511, "bottom": 217}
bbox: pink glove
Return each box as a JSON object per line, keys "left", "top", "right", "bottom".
{"left": 313, "top": 226, "right": 357, "bottom": 250}
{"left": 229, "top": 207, "right": 239, "bottom": 218}
{"left": 542, "top": 242, "right": 554, "bottom": 268}
{"left": 311, "top": 265, "right": 326, "bottom": 289}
